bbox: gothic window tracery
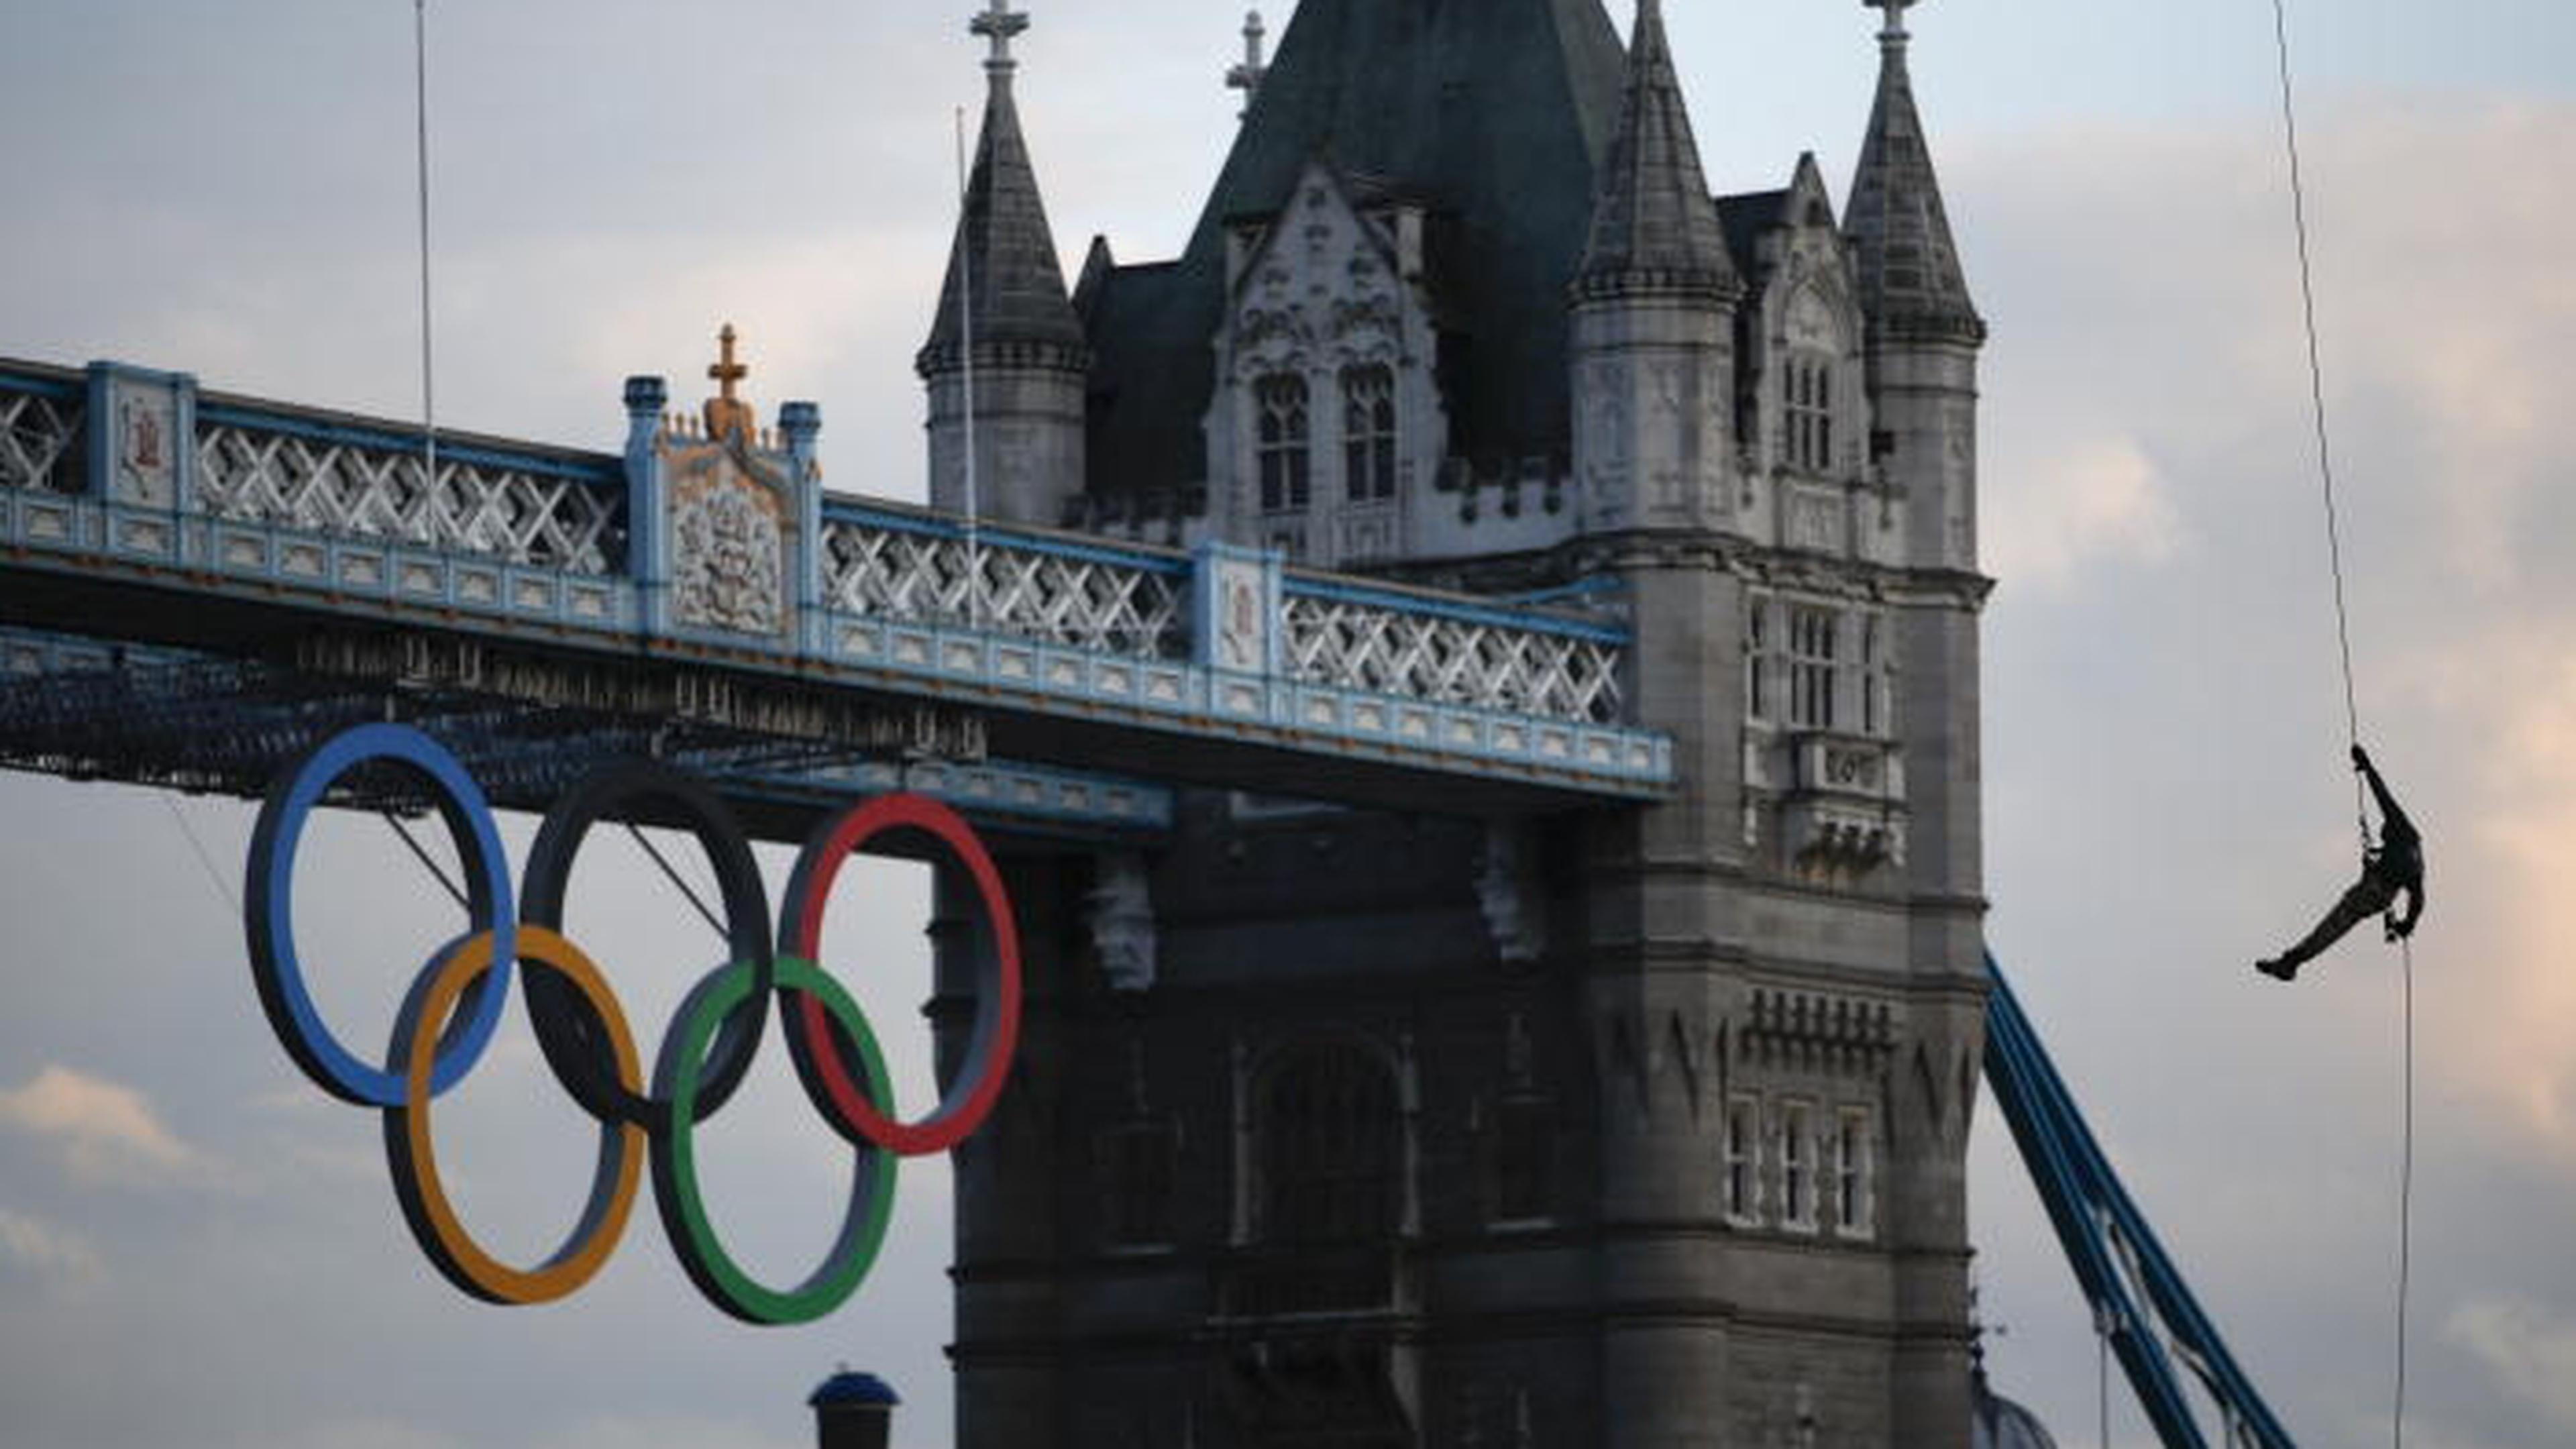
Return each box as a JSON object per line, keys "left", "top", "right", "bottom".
{"left": 1833, "top": 1107, "right": 1875, "bottom": 1238}
{"left": 1778, "top": 1099, "right": 1817, "bottom": 1229}
{"left": 1723, "top": 1093, "right": 1761, "bottom": 1224}
{"left": 1790, "top": 604, "right": 1839, "bottom": 731}
{"left": 1340, "top": 364, "right": 1397, "bottom": 502}
{"left": 1256, "top": 374, "right": 1311, "bottom": 512}
{"left": 1783, "top": 354, "right": 1835, "bottom": 473}
{"left": 1256, "top": 1042, "right": 1402, "bottom": 1245}
{"left": 1746, "top": 598, "right": 1774, "bottom": 722}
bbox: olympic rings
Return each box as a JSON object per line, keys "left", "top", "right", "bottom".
{"left": 653, "top": 955, "right": 898, "bottom": 1324}
{"left": 248, "top": 724, "right": 516, "bottom": 1107}
{"left": 385, "top": 926, "right": 644, "bottom": 1305}
{"left": 784, "top": 792, "right": 1022, "bottom": 1157}
{"left": 241, "top": 722, "right": 1020, "bottom": 1322}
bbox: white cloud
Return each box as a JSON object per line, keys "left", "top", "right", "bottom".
{"left": 0, "top": 1065, "right": 209, "bottom": 1187}
{"left": 0, "top": 1206, "right": 104, "bottom": 1290}
{"left": 1985, "top": 435, "right": 2185, "bottom": 585}
{"left": 2445, "top": 1297, "right": 2576, "bottom": 1432}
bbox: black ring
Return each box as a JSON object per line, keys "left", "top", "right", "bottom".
{"left": 519, "top": 759, "right": 773, "bottom": 1132}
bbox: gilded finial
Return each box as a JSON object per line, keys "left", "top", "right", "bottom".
{"left": 703, "top": 323, "right": 757, "bottom": 444}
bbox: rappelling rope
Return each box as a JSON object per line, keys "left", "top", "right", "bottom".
{"left": 413, "top": 0, "right": 439, "bottom": 493}
{"left": 2267, "top": 3, "right": 2412, "bottom": 1444}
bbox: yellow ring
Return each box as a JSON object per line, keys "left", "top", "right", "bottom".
{"left": 384, "top": 926, "right": 645, "bottom": 1305}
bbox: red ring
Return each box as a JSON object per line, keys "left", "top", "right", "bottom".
{"left": 784, "top": 794, "right": 1020, "bottom": 1157}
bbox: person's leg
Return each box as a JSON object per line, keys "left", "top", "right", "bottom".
{"left": 2258, "top": 877, "right": 2395, "bottom": 979}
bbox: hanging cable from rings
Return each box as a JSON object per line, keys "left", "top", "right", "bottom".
{"left": 242, "top": 723, "right": 1022, "bottom": 1325}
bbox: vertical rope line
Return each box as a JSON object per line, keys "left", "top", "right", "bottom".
{"left": 2394, "top": 934, "right": 2416, "bottom": 1449}
{"left": 414, "top": 0, "right": 439, "bottom": 491}
{"left": 955, "top": 104, "right": 981, "bottom": 632}
{"left": 2271, "top": 11, "right": 2410, "bottom": 1447}
{"left": 2267, "top": 0, "right": 2365, "bottom": 834}
{"left": 2098, "top": 1310, "right": 2112, "bottom": 1449}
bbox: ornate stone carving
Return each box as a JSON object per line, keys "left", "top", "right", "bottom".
{"left": 1477, "top": 823, "right": 1546, "bottom": 965}
{"left": 1089, "top": 852, "right": 1157, "bottom": 992}
{"left": 669, "top": 451, "right": 787, "bottom": 636}
{"left": 108, "top": 378, "right": 176, "bottom": 506}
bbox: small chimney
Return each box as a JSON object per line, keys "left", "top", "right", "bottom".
{"left": 808, "top": 1368, "right": 898, "bottom": 1449}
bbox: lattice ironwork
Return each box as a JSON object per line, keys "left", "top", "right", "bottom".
{"left": 1280, "top": 590, "right": 1624, "bottom": 724}
{"left": 822, "top": 519, "right": 1185, "bottom": 659}
{"left": 193, "top": 422, "right": 623, "bottom": 573}
{"left": 0, "top": 388, "right": 83, "bottom": 494}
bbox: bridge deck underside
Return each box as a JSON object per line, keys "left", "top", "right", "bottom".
{"left": 0, "top": 566, "right": 1629, "bottom": 845}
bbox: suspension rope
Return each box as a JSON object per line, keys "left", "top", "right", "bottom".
{"left": 2096, "top": 1303, "right": 2113, "bottom": 1449}
{"left": 955, "top": 104, "right": 982, "bottom": 632}
{"left": 2269, "top": 9, "right": 2414, "bottom": 1444}
{"left": 621, "top": 822, "right": 729, "bottom": 945}
{"left": 413, "top": 0, "right": 439, "bottom": 491}
{"left": 382, "top": 810, "right": 469, "bottom": 911}
{"left": 159, "top": 792, "right": 242, "bottom": 918}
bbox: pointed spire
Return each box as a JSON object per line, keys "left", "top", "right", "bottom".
{"left": 1573, "top": 0, "right": 1739, "bottom": 303}
{"left": 918, "top": 3, "right": 1087, "bottom": 378}
{"left": 1845, "top": 0, "right": 1983, "bottom": 344}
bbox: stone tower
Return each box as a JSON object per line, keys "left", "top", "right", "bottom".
{"left": 918, "top": 1, "right": 1089, "bottom": 526}
{"left": 938, "top": 1, "right": 1990, "bottom": 1442}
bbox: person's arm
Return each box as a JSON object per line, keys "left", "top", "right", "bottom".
{"left": 2353, "top": 745, "right": 2413, "bottom": 836}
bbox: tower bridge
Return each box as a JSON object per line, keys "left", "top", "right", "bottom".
{"left": 0, "top": 1, "right": 2302, "bottom": 1445}
{"left": 0, "top": 354, "right": 1666, "bottom": 843}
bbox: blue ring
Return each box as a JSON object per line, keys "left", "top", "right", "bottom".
{"left": 245, "top": 723, "right": 515, "bottom": 1106}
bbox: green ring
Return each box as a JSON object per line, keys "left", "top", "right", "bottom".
{"left": 650, "top": 955, "right": 897, "bottom": 1325}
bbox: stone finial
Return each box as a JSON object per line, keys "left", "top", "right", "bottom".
{"left": 970, "top": 0, "right": 1030, "bottom": 78}
{"left": 702, "top": 323, "right": 757, "bottom": 443}
{"left": 1872, "top": 0, "right": 1915, "bottom": 44}
{"left": 1226, "top": 10, "right": 1268, "bottom": 118}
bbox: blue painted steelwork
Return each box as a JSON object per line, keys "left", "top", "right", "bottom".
{"left": 0, "top": 625, "right": 1172, "bottom": 836}
{"left": 195, "top": 400, "right": 624, "bottom": 490}
{"left": 826, "top": 494, "right": 1197, "bottom": 584}
{"left": 1283, "top": 570, "right": 1631, "bottom": 646}
{"left": 0, "top": 359, "right": 1671, "bottom": 798}
{"left": 1986, "top": 956, "right": 2298, "bottom": 1449}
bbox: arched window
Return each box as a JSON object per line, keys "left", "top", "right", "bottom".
{"left": 1782, "top": 355, "right": 1835, "bottom": 473}
{"left": 1341, "top": 365, "right": 1397, "bottom": 502}
{"left": 1256, "top": 374, "right": 1311, "bottom": 512}
{"left": 1258, "top": 1042, "right": 1402, "bottom": 1244}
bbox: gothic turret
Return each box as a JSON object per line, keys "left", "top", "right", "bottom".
{"left": 1845, "top": 0, "right": 1982, "bottom": 346}
{"left": 1570, "top": 0, "right": 1739, "bottom": 533}
{"left": 1845, "top": 9, "right": 1988, "bottom": 1440}
{"left": 1571, "top": 0, "right": 1737, "bottom": 303}
{"left": 919, "top": 1, "right": 1089, "bottom": 526}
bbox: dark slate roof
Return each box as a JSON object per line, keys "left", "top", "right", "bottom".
{"left": 1573, "top": 0, "right": 1738, "bottom": 301}
{"left": 919, "top": 71, "right": 1088, "bottom": 376}
{"left": 1084, "top": 0, "right": 1629, "bottom": 492}
{"left": 1714, "top": 188, "right": 1788, "bottom": 281}
{"left": 1845, "top": 21, "right": 1983, "bottom": 344}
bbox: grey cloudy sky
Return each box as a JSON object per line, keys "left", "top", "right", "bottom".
{"left": 3, "top": 3, "right": 2573, "bottom": 1448}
